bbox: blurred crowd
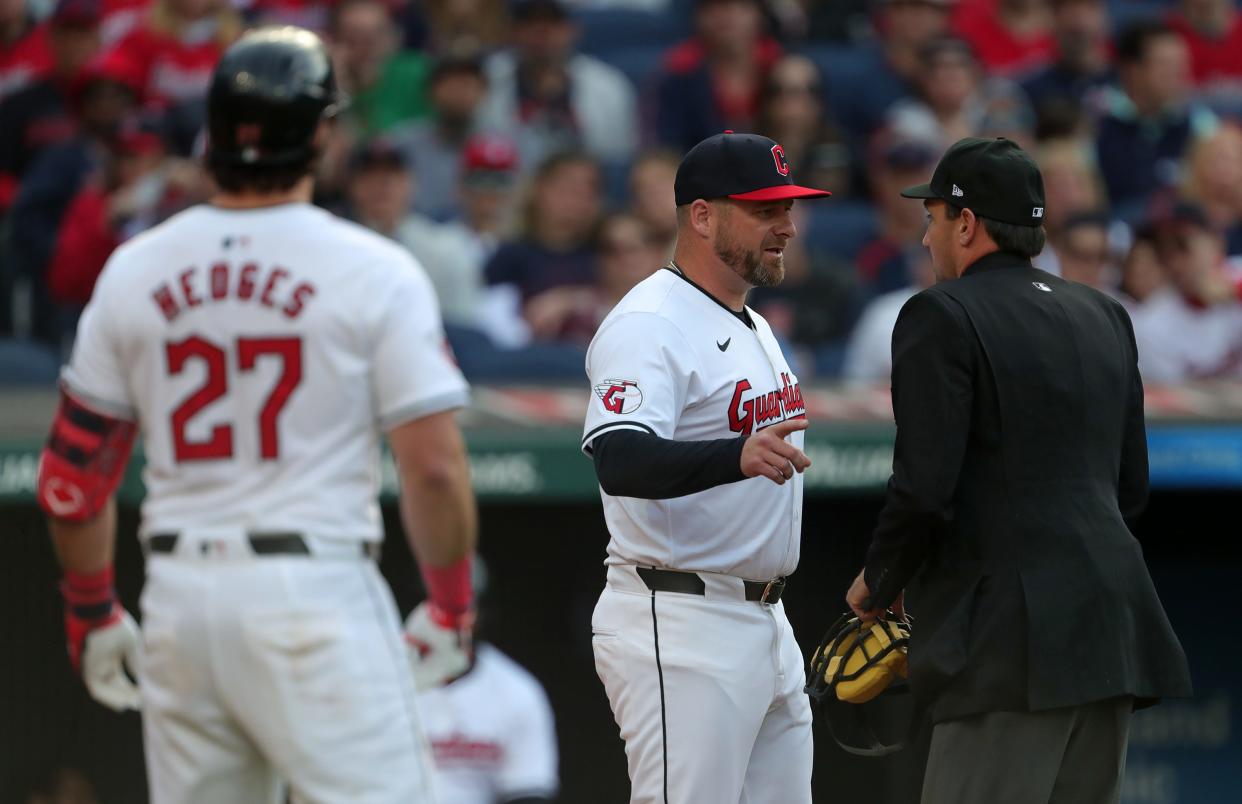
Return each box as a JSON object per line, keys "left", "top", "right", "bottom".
{"left": 3, "top": 0, "right": 1242, "bottom": 386}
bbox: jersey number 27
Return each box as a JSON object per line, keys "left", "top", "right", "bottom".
{"left": 166, "top": 335, "right": 302, "bottom": 462}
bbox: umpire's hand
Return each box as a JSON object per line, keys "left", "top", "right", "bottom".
{"left": 740, "top": 418, "right": 811, "bottom": 485}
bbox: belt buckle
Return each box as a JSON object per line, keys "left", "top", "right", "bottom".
{"left": 761, "top": 577, "right": 785, "bottom": 604}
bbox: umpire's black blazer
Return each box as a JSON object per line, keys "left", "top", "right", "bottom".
{"left": 863, "top": 250, "right": 1193, "bottom": 724}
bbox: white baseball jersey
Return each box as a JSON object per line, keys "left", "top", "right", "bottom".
{"left": 62, "top": 202, "right": 468, "bottom": 540}
{"left": 417, "top": 644, "right": 559, "bottom": 804}
{"left": 581, "top": 266, "right": 806, "bottom": 581}
{"left": 1130, "top": 287, "right": 1242, "bottom": 382}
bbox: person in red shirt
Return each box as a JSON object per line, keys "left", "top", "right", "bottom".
{"left": 952, "top": 0, "right": 1056, "bottom": 76}
{"left": 0, "top": 0, "right": 54, "bottom": 100}
{"left": 100, "top": 0, "right": 239, "bottom": 109}
{"left": 1168, "top": 0, "right": 1242, "bottom": 90}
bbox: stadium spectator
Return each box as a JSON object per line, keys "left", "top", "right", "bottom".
{"left": 99, "top": 0, "right": 241, "bottom": 110}
{"left": 476, "top": 0, "right": 637, "bottom": 172}
{"left": 886, "top": 36, "right": 1034, "bottom": 154}
{"left": 626, "top": 148, "right": 679, "bottom": 257}
{"left": 1031, "top": 136, "right": 1107, "bottom": 273}
{"left": 802, "top": 0, "right": 871, "bottom": 42}
{"left": 1180, "top": 121, "right": 1242, "bottom": 256}
{"left": 1168, "top": 0, "right": 1242, "bottom": 95}
{"left": 0, "top": 0, "right": 54, "bottom": 101}
{"left": 1047, "top": 209, "right": 1116, "bottom": 291}
{"left": 5, "top": 55, "right": 141, "bottom": 346}
{"left": 1118, "top": 227, "right": 1166, "bottom": 307}
{"left": 417, "top": 0, "right": 509, "bottom": 53}
{"left": 0, "top": 0, "right": 101, "bottom": 212}
{"left": 1019, "top": 0, "right": 1112, "bottom": 141}
{"left": 413, "top": 134, "right": 522, "bottom": 329}
{"left": 651, "top": 0, "right": 781, "bottom": 153}
{"left": 951, "top": 0, "right": 1055, "bottom": 76}
{"left": 840, "top": 247, "right": 934, "bottom": 381}
{"left": 521, "top": 211, "right": 661, "bottom": 345}
{"left": 1132, "top": 199, "right": 1242, "bottom": 381}
{"left": 346, "top": 138, "right": 420, "bottom": 240}
{"left": 753, "top": 53, "right": 850, "bottom": 198}
{"left": 481, "top": 150, "right": 602, "bottom": 345}
{"left": 1095, "top": 20, "right": 1216, "bottom": 220}
{"left": 389, "top": 49, "right": 491, "bottom": 222}
{"left": 853, "top": 125, "right": 940, "bottom": 297}
{"left": 46, "top": 116, "right": 207, "bottom": 313}
{"left": 234, "top": 0, "right": 334, "bottom": 34}
{"left": 330, "top": 0, "right": 430, "bottom": 138}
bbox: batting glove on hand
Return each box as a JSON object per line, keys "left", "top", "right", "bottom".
{"left": 62, "top": 570, "right": 142, "bottom": 711}
{"left": 403, "top": 601, "right": 474, "bottom": 690}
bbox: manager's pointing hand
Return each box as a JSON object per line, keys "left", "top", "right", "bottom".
{"left": 740, "top": 418, "right": 811, "bottom": 485}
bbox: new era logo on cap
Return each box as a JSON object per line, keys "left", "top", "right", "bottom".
{"left": 674, "top": 132, "right": 832, "bottom": 205}
{"left": 952, "top": 184, "right": 964, "bottom": 197}
{"left": 1032, "top": 207, "right": 1044, "bottom": 218}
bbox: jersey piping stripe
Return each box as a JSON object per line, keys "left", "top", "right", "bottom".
{"left": 650, "top": 591, "right": 670, "bottom": 804}
{"left": 581, "top": 421, "right": 657, "bottom": 454}
{"left": 661, "top": 264, "right": 756, "bottom": 330}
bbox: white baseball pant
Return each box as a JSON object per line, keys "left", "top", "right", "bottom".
{"left": 591, "top": 564, "right": 813, "bottom": 804}
{"left": 138, "top": 534, "right": 435, "bottom": 804}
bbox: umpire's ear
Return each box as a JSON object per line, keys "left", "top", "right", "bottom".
{"left": 958, "top": 206, "right": 983, "bottom": 246}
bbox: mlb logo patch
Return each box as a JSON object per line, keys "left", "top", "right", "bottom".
{"left": 1032, "top": 282, "right": 1052, "bottom": 292}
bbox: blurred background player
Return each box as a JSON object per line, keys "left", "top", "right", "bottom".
{"left": 406, "top": 559, "right": 560, "bottom": 804}
{"left": 35, "top": 26, "right": 477, "bottom": 803}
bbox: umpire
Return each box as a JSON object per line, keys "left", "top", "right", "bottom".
{"left": 844, "top": 137, "right": 1193, "bottom": 804}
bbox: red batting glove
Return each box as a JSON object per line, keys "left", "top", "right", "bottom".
{"left": 60, "top": 567, "right": 123, "bottom": 674}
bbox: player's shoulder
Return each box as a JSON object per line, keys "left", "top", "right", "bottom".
{"left": 592, "top": 271, "right": 695, "bottom": 349}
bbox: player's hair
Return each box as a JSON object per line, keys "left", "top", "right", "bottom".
{"left": 945, "top": 204, "right": 1046, "bottom": 257}
{"left": 207, "top": 156, "right": 317, "bottom": 195}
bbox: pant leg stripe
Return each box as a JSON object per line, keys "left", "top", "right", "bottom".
{"left": 651, "top": 592, "right": 669, "bottom": 804}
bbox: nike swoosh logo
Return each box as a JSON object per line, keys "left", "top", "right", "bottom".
{"left": 717, "top": 338, "right": 731, "bottom": 351}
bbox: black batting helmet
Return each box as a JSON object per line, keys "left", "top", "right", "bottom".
{"left": 805, "top": 612, "right": 917, "bottom": 756}
{"left": 206, "top": 26, "right": 343, "bottom": 170}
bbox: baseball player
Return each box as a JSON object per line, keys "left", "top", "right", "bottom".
{"left": 581, "top": 132, "right": 831, "bottom": 804}
{"left": 35, "top": 27, "right": 478, "bottom": 803}
{"left": 406, "top": 561, "right": 560, "bottom": 804}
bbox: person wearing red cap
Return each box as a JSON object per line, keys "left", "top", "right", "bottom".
{"left": 582, "top": 131, "right": 830, "bottom": 803}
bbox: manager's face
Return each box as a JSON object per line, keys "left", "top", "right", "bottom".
{"left": 713, "top": 198, "right": 797, "bottom": 288}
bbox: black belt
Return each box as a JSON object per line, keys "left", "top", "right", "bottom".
{"left": 636, "top": 566, "right": 786, "bottom": 604}
{"left": 147, "top": 532, "right": 377, "bottom": 558}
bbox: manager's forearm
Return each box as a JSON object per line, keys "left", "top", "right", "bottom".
{"left": 592, "top": 429, "right": 746, "bottom": 499}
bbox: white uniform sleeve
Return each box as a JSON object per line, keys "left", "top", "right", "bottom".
{"left": 495, "top": 675, "right": 559, "bottom": 800}
{"left": 372, "top": 258, "right": 470, "bottom": 430}
{"left": 60, "top": 261, "right": 136, "bottom": 420}
{"left": 581, "top": 311, "right": 697, "bottom": 455}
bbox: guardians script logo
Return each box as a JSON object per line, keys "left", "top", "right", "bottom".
{"left": 728, "top": 372, "right": 805, "bottom": 435}
{"left": 595, "top": 379, "right": 643, "bottom": 414}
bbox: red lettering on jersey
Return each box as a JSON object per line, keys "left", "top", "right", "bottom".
{"left": 728, "top": 379, "right": 755, "bottom": 435}
{"left": 152, "top": 284, "right": 180, "bottom": 322}
{"left": 209, "top": 263, "right": 229, "bottom": 300}
{"left": 282, "top": 282, "right": 315, "bottom": 319}
{"left": 237, "top": 263, "right": 257, "bottom": 300}
{"left": 260, "top": 267, "right": 289, "bottom": 308}
{"left": 180, "top": 268, "right": 201, "bottom": 307}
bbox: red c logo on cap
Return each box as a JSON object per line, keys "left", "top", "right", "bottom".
{"left": 771, "top": 144, "right": 790, "bottom": 176}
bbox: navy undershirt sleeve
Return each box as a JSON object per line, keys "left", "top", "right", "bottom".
{"left": 591, "top": 429, "right": 747, "bottom": 500}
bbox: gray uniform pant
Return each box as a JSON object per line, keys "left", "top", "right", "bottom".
{"left": 921, "top": 697, "right": 1132, "bottom": 804}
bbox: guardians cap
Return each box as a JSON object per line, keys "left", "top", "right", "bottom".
{"left": 674, "top": 131, "right": 832, "bottom": 206}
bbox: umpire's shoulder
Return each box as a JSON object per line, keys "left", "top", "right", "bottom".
{"left": 894, "top": 283, "right": 968, "bottom": 334}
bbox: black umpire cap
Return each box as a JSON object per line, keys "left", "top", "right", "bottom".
{"left": 674, "top": 131, "right": 832, "bottom": 206}
{"left": 901, "top": 137, "right": 1046, "bottom": 227}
